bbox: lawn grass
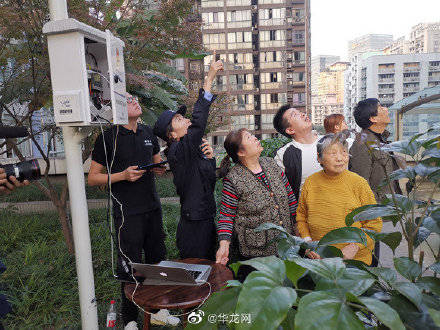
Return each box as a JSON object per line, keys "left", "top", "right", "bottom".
{"left": 0, "top": 205, "right": 181, "bottom": 329}
{"left": 0, "top": 174, "right": 177, "bottom": 203}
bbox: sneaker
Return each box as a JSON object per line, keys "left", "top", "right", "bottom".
{"left": 150, "top": 309, "right": 180, "bottom": 326}
{"left": 124, "top": 321, "right": 138, "bottom": 330}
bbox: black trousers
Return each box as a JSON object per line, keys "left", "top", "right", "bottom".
{"left": 114, "top": 208, "right": 166, "bottom": 325}
{"left": 176, "top": 217, "right": 216, "bottom": 261}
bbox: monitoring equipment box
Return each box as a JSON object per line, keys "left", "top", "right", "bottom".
{"left": 43, "top": 18, "right": 128, "bottom": 126}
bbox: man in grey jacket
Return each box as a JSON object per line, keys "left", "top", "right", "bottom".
{"left": 349, "top": 98, "right": 403, "bottom": 200}
{"left": 349, "top": 98, "right": 403, "bottom": 266}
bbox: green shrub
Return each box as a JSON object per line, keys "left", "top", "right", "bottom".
{"left": 0, "top": 205, "right": 180, "bottom": 328}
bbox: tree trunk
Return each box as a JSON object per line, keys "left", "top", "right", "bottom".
{"left": 55, "top": 201, "right": 74, "bottom": 255}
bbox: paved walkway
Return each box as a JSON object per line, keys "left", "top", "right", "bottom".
{"left": 0, "top": 197, "right": 179, "bottom": 213}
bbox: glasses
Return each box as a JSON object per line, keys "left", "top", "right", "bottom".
{"left": 127, "top": 95, "right": 139, "bottom": 104}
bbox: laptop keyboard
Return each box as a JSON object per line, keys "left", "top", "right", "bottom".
{"left": 187, "top": 270, "right": 202, "bottom": 280}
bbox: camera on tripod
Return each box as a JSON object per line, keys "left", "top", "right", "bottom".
{"left": 0, "top": 126, "right": 41, "bottom": 183}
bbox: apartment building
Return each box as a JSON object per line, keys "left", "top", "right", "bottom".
{"left": 344, "top": 34, "right": 393, "bottom": 129}
{"left": 409, "top": 22, "right": 440, "bottom": 54}
{"left": 311, "top": 61, "right": 349, "bottom": 126}
{"left": 359, "top": 53, "right": 440, "bottom": 139}
{"left": 199, "top": 0, "right": 311, "bottom": 146}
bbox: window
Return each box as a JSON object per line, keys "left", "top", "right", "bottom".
{"left": 268, "top": 8, "right": 272, "bottom": 19}
{"left": 270, "top": 93, "right": 278, "bottom": 103}
{"left": 233, "top": 53, "right": 238, "bottom": 64}
{"left": 270, "top": 30, "right": 276, "bottom": 41}
{"left": 270, "top": 72, "right": 278, "bottom": 82}
{"left": 272, "top": 51, "right": 277, "bottom": 62}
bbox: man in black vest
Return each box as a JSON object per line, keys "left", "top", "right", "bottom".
{"left": 273, "top": 105, "right": 322, "bottom": 200}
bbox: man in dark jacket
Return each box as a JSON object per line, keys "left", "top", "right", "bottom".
{"left": 349, "top": 98, "right": 403, "bottom": 201}
{"left": 273, "top": 105, "right": 322, "bottom": 201}
{"left": 349, "top": 98, "right": 404, "bottom": 267}
{"left": 154, "top": 57, "right": 223, "bottom": 260}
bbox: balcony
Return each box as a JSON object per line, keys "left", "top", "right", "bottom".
{"left": 292, "top": 38, "right": 305, "bottom": 45}
{"left": 378, "top": 87, "right": 394, "bottom": 93}
{"left": 378, "top": 68, "right": 395, "bottom": 74}
{"left": 429, "top": 75, "right": 440, "bottom": 82}
{"left": 403, "top": 67, "right": 420, "bottom": 73}
{"left": 403, "top": 76, "right": 420, "bottom": 83}
{"left": 260, "top": 61, "right": 284, "bottom": 69}
{"left": 429, "top": 65, "right": 440, "bottom": 72}
{"left": 230, "top": 83, "right": 255, "bottom": 91}
{"left": 379, "top": 96, "right": 394, "bottom": 103}
{"left": 403, "top": 86, "right": 419, "bottom": 93}
{"left": 378, "top": 77, "right": 394, "bottom": 83}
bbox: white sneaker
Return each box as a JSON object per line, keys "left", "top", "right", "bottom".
{"left": 150, "top": 309, "right": 180, "bottom": 326}
{"left": 124, "top": 321, "right": 138, "bottom": 330}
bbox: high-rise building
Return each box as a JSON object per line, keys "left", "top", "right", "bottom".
{"left": 200, "top": 0, "right": 311, "bottom": 146}
{"left": 409, "top": 22, "right": 440, "bottom": 54}
{"left": 344, "top": 34, "right": 393, "bottom": 129}
{"left": 311, "top": 55, "right": 339, "bottom": 97}
{"left": 311, "top": 61, "right": 349, "bottom": 126}
{"left": 357, "top": 53, "right": 440, "bottom": 139}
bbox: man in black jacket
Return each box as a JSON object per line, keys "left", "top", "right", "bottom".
{"left": 154, "top": 57, "right": 223, "bottom": 260}
{"left": 273, "top": 105, "right": 322, "bottom": 201}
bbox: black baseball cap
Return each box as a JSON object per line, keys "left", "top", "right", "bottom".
{"left": 153, "top": 105, "right": 187, "bottom": 142}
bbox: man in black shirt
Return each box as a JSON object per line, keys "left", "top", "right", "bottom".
{"left": 88, "top": 94, "right": 178, "bottom": 328}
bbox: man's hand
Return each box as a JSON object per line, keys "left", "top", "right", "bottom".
{"left": 216, "top": 240, "right": 230, "bottom": 265}
{"left": 0, "top": 168, "right": 29, "bottom": 194}
{"left": 204, "top": 50, "right": 223, "bottom": 92}
{"left": 123, "top": 166, "right": 146, "bottom": 182}
{"left": 201, "top": 139, "right": 214, "bottom": 159}
{"left": 305, "top": 249, "right": 321, "bottom": 259}
{"left": 151, "top": 157, "right": 166, "bottom": 176}
{"left": 341, "top": 243, "right": 359, "bottom": 260}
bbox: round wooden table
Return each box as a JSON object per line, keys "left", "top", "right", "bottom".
{"left": 124, "top": 258, "right": 233, "bottom": 329}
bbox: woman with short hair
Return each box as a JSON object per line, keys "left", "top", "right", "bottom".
{"left": 296, "top": 133, "right": 382, "bottom": 264}
{"left": 215, "top": 129, "right": 298, "bottom": 280}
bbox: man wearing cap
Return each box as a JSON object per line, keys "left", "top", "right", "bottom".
{"left": 88, "top": 93, "right": 179, "bottom": 329}
{"left": 154, "top": 56, "right": 223, "bottom": 260}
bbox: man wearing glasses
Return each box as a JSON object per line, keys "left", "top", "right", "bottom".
{"left": 88, "top": 93, "right": 179, "bottom": 329}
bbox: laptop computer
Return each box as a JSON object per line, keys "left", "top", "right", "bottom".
{"left": 130, "top": 261, "right": 212, "bottom": 286}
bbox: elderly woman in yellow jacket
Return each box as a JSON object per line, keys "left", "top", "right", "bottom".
{"left": 296, "top": 133, "right": 382, "bottom": 265}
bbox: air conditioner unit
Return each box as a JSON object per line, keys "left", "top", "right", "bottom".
{"left": 251, "top": 5, "right": 257, "bottom": 10}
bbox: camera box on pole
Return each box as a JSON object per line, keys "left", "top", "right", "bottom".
{"left": 43, "top": 18, "right": 128, "bottom": 126}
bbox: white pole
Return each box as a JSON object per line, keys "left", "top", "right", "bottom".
{"left": 63, "top": 127, "right": 99, "bottom": 329}
{"left": 47, "top": 1, "right": 99, "bottom": 328}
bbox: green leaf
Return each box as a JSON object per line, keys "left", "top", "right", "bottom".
{"left": 366, "top": 266, "right": 397, "bottom": 285}
{"left": 295, "top": 291, "right": 364, "bottom": 330}
{"left": 345, "top": 204, "right": 379, "bottom": 226}
{"left": 422, "top": 147, "right": 440, "bottom": 159}
{"left": 226, "top": 280, "right": 242, "bottom": 287}
{"left": 429, "top": 309, "right": 440, "bottom": 327}
{"left": 279, "top": 308, "right": 296, "bottom": 330}
{"left": 363, "top": 230, "right": 402, "bottom": 253}
{"left": 255, "top": 222, "right": 289, "bottom": 235}
{"left": 315, "top": 268, "right": 375, "bottom": 296}
{"left": 291, "top": 258, "right": 345, "bottom": 281}
{"left": 358, "top": 297, "right": 405, "bottom": 330}
{"left": 352, "top": 205, "right": 399, "bottom": 222}
{"left": 318, "top": 227, "right": 367, "bottom": 246}
{"left": 430, "top": 262, "right": 440, "bottom": 273}
{"left": 186, "top": 286, "right": 241, "bottom": 330}
{"left": 284, "top": 261, "right": 306, "bottom": 289}
{"left": 378, "top": 139, "right": 422, "bottom": 157}
{"left": 238, "top": 256, "right": 286, "bottom": 284}
{"left": 416, "top": 277, "right": 440, "bottom": 296}
{"left": 235, "top": 272, "right": 297, "bottom": 330}
{"left": 316, "top": 245, "right": 343, "bottom": 258}
{"left": 388, "top": 294, "right": 439, "bottom": 330}
{"left": 277, "top": 237, "right": 301, "bottom": 261}
{"left": 392, "top": 282, "right": 423, "bottom": 309}
{"left": 394, "top": 257, "right": 422, "bottom": 282}
{"left": 423, "top": 217, "right": 440, "bottom": 234}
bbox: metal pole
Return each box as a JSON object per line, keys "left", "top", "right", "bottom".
{"left": 48, "top": 1, "right": 99, "bottom": 328}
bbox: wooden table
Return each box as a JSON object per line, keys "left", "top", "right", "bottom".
{"left": 124, "top": 258, "right": 233, "bottom": 330}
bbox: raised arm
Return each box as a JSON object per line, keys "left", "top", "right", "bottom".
{"left": 187, "top": 53, "right": 223, "bottom": 147}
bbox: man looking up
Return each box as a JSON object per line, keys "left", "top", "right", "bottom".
{"left": 349, "top": 98, "right": 403, "bottom": 200}
{"left": 273, "top": 106, "right": 322, "bottom": 200}
{"left": 350, "top": 98, "right": 404, "bottom": 267}
{"left": 88, "top": 93, "right": 178, "bottom": 329}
